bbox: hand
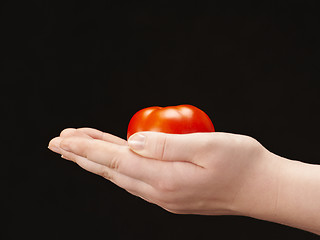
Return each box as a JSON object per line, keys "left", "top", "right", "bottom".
{"left": 48, "top": 127, "right": 276, "bottom": 216}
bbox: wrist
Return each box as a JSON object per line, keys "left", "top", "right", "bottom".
{"left": 228, "top": 147, "right": 289, "bottom": 219}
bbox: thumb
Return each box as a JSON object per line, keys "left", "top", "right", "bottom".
{"left": 128, "top": 131, "right": 205, "bottom": 162}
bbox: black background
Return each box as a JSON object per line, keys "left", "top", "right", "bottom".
{"left": 2, "top": 1, "right": 320, "bottom": 239}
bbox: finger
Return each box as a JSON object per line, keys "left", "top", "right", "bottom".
{"left": 50, "top": 137, "right": 160, "bottom": 203}
{"left": 48, "top": 137, "right": 63, "bottom": 154}
{"left": 127, "top": 132, "right": 214, "bottom": 163}
{"left": 59, "top": 136, "right": 165, "bottom": 184}
{"left": 77, "top": 127, "right": 127, "bottom": 145}
{"left": 59, "top": 127, "right": 126, "bottom": 145}
{"left": 60, "top": 128, "right": 93, "bottom": 139}
{"left": 60, "top": 146, "right": 155, "bottom": 199}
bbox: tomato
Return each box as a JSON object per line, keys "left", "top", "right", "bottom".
{"left": 127, "top": 104, "right": 215, "bottom": 139}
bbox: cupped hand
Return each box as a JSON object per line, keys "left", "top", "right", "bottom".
{"left": 48, "top": 128, "right": 276, "bottom": 216}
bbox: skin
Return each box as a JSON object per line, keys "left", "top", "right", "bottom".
{"left": 48, "top": 127, "right": 320, "bottom": 235}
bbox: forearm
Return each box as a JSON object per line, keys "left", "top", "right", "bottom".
{"left": 271, "top": 155, "right": 320, "bottom": 234}
{"left": 238, "top": 150, "right": 320, "bottom": 235}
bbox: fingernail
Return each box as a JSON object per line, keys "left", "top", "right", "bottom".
{"left": 128, "top": 133, "right": 146, "bottom": 151}
{"left": 48, "top": 145, "right": 61, "bottom": 153}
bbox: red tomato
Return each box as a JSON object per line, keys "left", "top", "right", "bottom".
{"left": 127, "top": 104, "right": 215, "bottom": 139}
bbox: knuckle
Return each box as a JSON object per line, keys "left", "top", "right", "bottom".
{"left": 84, "top": 139, "right": 97, "bottom": 158}
{"left": 59, "top": 138, "right": 70, "bottom": 149}
{"left": 154, "top": 134, "right": 168, "bottom": 160}
{"left": 235, "top": 135, "right": 260, "bottom": 150}
{"left": 101, "top": 167, "right": 113, "bottom": 180}
{"left": 245, "top": 135, "right": 259, "bottom": 146}
{"left": 109, "top": 155, "right": 120, "bottom": 170}
{"left": 160, "top": 135, "right": 168, "bottom": 161}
